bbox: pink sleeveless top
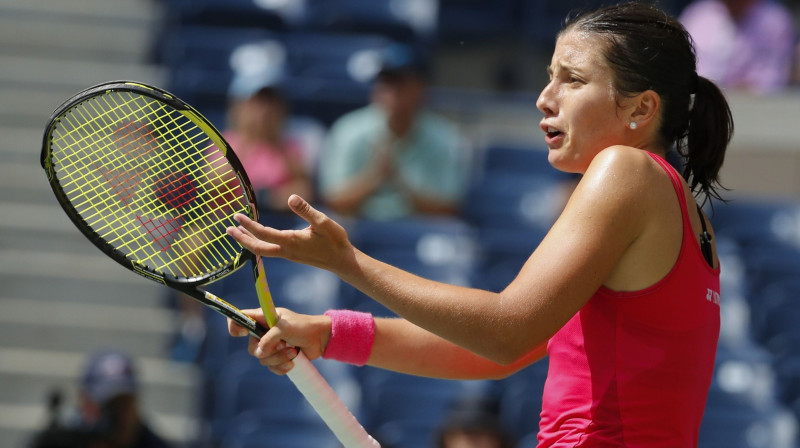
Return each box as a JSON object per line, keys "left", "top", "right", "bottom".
{"left": 537, "top": 152, "right": 721, "bottom": 447}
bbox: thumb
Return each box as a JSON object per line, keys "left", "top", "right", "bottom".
{"left": 288, "top": 195, "right": 326, "bottom": 227}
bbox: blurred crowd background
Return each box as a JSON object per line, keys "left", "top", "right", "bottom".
{"left": 2, "top": 0, "right": 800, "bottom": 447}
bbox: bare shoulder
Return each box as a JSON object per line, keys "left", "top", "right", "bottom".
{"left": 586, "top": 146, "right": 657, "bottom": 178}
{"left": 576, "top": 146, "right": 662, "bottom": 203}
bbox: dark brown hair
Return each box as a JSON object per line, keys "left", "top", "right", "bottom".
{"left": 563, "top": 2, "right": 734, "bottom": 204}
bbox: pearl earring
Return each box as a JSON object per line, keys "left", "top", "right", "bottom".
{"left": 629, "top": 121, "right": 638, "bottom": 130}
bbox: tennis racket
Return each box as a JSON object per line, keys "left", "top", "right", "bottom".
{"left": 40, "top": 80, "right": 379, "bottom": 448}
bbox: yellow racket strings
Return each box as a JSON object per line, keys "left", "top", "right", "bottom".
{"left": 50, "top": 91, "right": 248, "bottom": 278}
{"left": 54, "top": 92, "right": 242, "bottom": 277}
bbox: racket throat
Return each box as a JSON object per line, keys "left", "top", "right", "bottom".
{"left": 253, "top": 256, "right": 280, "bottom": 327}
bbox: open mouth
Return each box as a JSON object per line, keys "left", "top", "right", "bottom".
{"left": 546, "top": 127, "right": 563, "bottom": 139}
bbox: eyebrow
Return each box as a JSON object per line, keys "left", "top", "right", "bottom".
{"left": 547, "top": 60, "right": 589, "bottom": 78}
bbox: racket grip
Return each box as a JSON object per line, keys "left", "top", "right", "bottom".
{"left": 287, "top": 352, "right": 380, "bottom": 448}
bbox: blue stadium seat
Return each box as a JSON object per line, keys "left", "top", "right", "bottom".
{"left": 498, "top": 359, "right": 549, "bottom": 440}
{"left": 463, "top": 145, "right": 571, "bottom": 291}
{"left": 280, "top": 32, "right": 391, "bottom": 124}
{"left": 472, "top": 226, "right": 545, "bottom": 292}
{"left": 464, "top": 144, "right": 572, "bottom": 232}
{"left": 282, "top": 33, "right": 392, "bottom": 82}
{"left": 159, "top": 26, "right": 284, "bottom": 111}
{"left": 358, "top": 366, "right": 492, "bottom": 448}
{"left": 709, "top": 198, "right": 800, "bottom": 247}
{"left": 160, "top": 26, "right": 392, "bottom": 124}
{"left": 162, "top": 0, "right": 299, "bottom": 30}
{"left": 262, "top": 258, "right": 343, "bottom": 316}
{"left": 160, "top": 27, "right": 280, "bottom": 71}
{"left": 700, "top": 346, "right": 796, "bottom": 448}
{"left": 211, "top": 352, "right": 349, "bottom": 444}
{"left": 300, "top": 0, "right": 438, "bottom": 44}
{"left": 751, "top": 278, "right": 800, "bottom": 345}
{"left": 220, "top": 410, "right": 338, "bottom": 448}
{"left": 436, "top": 0, "right": 520, "bottom": 42}
{"left": 464, "top": 173, "right": 567, "bottom": 232}
{"left": 341, "top": 217, "right": 479, "bottom": 309}
{"left": 519, "top": 0, "right": 605, "bottom": 47}
{"left": 741, "top": 243, "right": 800, "bottom": 300}
{"left": 479, "top": 144, "right": 553, "bottom": 177}
{"left": 349, "top": 216, "right": 477, "bottom": 261}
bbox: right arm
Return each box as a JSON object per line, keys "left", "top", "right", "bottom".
{"left": 228, "top": 147, "right": 655, "bottom": 365}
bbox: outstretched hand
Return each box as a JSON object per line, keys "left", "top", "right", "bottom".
{"left": 226, "top": 194, "right": 355, "bottom": 274}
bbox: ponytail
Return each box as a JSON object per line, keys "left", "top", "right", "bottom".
{"left": 678, "top": 75, "right": 734, "bottom": 205}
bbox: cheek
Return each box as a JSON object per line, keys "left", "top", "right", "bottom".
{"left": 576, "top": 100, "right": 621, "bottom": 143}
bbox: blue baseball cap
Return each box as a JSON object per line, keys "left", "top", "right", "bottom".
{"left": 81, "top": 350, "right": 138, "bottom": 404}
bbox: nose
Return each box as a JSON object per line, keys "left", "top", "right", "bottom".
{"left": 536, "top": 81, "right": 557, "bottom": 117}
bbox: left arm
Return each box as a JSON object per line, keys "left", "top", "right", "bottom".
{"left": 232, "top": 307, "right": 547, "bottom": 379}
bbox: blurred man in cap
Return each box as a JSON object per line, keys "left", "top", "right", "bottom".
{"left": 29, "top": 350, "right": 171, "bottom": 448}
{"left": 318, "top": 43, "right": 470, "bottom": 220}
{"left": 78, "top": 349, "right": 171, "bottom": 448}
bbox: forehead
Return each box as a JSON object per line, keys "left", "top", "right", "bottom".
{"left": 550, "top": 30, "right": 609, "bottom": 72}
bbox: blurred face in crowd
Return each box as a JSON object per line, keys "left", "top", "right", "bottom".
{"left": 371, "top": 71, "right": 426, "bottom": 124}
{"left": 233, "top": 94, "right": 286, "bottom": 143}
{"left": 536, "top": 29, "right": 642, "bottom": 173}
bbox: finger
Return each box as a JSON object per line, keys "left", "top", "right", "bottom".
{"left": 229, "top": 308, "right": 266, "bottom": 337}
{"left": 247, "top": 335, "right": 260, "bottom": 356}
{"left": 267, "top": 361, "right": 294, "bottom": 375}
{"left": 226, "top": 223, "right": 282, "bottom": 256}
{"left": 232, "top": 214, "right": 283, "bottom": 241}
{"left": 287, "top": 195, "right": 327, "bottom": 228}
{"left": 252, "top": 313, "right": 289, "bottom": 358}
{"left": 260, "top": 349, "right": 297, "bottom": 374}
{"left": 258, "top": 344, "right": 296, "bottom": 365}
{"left": 236, "top": 225, "right": 258, "bottom": 240}
{"left": 227, "top": 317, "right": 249, "bottom": 337}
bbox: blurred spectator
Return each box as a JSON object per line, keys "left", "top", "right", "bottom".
{"left": 434, "top": 397, "right": 516, "bottom": 448}
{"left": 29, "top": 350, "right": 171, "bottom": 448}
{"left": 317, "top": 43, "right": 470, "bottom": 220}
{"left": 223, "top": 86, "right": 315, "bottom": 212}
{"left": 679, "top": 0, "right": 797, "bottom": 94}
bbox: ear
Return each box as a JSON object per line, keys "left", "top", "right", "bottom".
{"left": 628, "top": 89, "right": 660, "bottom": 128}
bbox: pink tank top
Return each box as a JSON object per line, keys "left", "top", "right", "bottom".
{"left": 537, "top": 152, "right": 721, "bottom": 447}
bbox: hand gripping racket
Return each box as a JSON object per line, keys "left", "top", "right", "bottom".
{"left": 40, "top": 80, "right": 380, "bottom": 448}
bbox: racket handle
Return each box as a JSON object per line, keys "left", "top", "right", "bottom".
{"left": 287, "top": 351, "right": 381, "bottom": 448}
{"left": 252, "top": 256, "right": 378, "bottom": 447}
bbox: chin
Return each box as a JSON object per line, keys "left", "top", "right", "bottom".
{"left": 548, "top": 152, "right": 584, "bottom": 174}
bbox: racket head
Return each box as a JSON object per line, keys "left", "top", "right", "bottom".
{"left": 41, "top": 80, "right": 260, "bottom": 288}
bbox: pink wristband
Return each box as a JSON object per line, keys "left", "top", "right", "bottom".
{"left": 322, "top": 309, "right": 375, "bottom": 366}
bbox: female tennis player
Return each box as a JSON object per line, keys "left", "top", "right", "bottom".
{"left": 227, "top": 2, "right": 733, "bottom": 445}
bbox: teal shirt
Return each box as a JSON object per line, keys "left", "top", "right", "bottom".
{"left": 319, "top": 105, "right": 468, "bottom": 220}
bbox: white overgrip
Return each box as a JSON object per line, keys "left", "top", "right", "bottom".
{"left": 287, "top": 352, "right": 381, "bottom": 448}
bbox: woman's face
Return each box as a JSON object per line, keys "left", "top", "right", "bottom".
{"left": 536, "top": 30, "right": 637, "bottom": 173}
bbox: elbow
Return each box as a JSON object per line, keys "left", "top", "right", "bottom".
{"left": 481, "top": 321, "right": 549, "bottom": 366}
{"left": 482, "top": 334, "right": 540, "bottom": 366}
{"left": 491, "top": 348, "right": 530, "bottom": 367}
